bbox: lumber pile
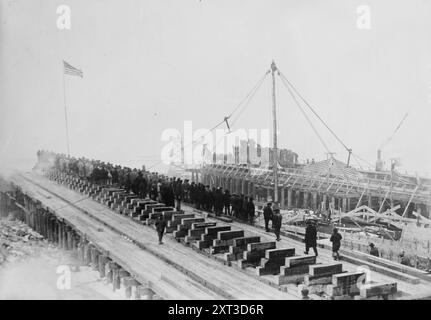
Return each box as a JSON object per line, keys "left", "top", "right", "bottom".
{"left": 223, "top": 236, "right": 261, "bottom": 262}
{"left": 238, "top": 242, "right": 277, "bottom": 268}
{"left": 256, "top": 248, "right": 296, "bottom": 276}
{"left": 193, "top": 226, "right": 232, "bottom": 250}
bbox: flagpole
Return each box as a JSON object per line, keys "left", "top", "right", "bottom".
{"left": 62, "top": 66, "right": 71, "bottom": 156}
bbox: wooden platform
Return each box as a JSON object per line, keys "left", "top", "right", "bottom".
{"left": 10, "top": 171, "right": 294, "bottom": 300}
{"left": 12, "top": 169, "right": 431, "bottom": 300}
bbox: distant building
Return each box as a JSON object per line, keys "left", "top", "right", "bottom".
{"left": 213, "top": 139, "right": 298, "bottom": 168}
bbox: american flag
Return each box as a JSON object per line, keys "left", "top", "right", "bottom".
{"left": 63, "top": 60, "right": 83, "bottom": 78}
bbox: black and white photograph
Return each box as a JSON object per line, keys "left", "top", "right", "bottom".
{"left": 1, "top": 0, "right": 431, "bottom": 306}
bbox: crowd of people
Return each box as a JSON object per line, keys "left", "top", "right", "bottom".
{"left": 34, "top": 151, "right": 350, "bottom": 254}
{"left": 35, "top": 151, "right": 423, "bottom": 266}
{"left": 36, "top": 150, "right": 256, "bottom": 223}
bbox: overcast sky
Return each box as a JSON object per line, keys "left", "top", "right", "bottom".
{"left": 1, "top": 0, "right": 430, "bottom": 175}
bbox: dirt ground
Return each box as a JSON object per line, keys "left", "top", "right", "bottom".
{"left": 0, "top": 218, "right": 126, "bottom": 300}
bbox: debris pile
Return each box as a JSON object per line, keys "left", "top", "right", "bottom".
{"left": 0, "top": 218, "right": 45, "bottom": 265}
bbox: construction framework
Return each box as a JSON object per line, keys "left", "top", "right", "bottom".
{"left": 200, "top": 160, "right": 431, "bottom": 217}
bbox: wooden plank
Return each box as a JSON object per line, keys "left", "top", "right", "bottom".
{"left": 196, "top": 227, "right": 232, "bottom": 249}
{"left": 218, "top": 216, "right": 233, "bottom": 223}
{"left": 143, "top": 203, "right": 165, "bottom": 212}
{"left": 280, "top": 264, "right": 311, "bottom": 276}
{"left": 247, "top": 241, "right": 276, "bottom": 252}
{"left": 222, "top": 252, "right": 243, "bottom": 262}
{"left": 241, "top": 242, "right": 277, "bottom": 267}
{"left": 359, "top": 282, "right": 397, "bottom": 298}
{"left": 171, "top": 213, "right": 194, "bottom": 222}
{"left": 174, "top": 218, "right": 206, "bottom": 239}
{"left": 131, "top": 198, "right": 155, "bottom": 205}
{"left": 217, "top": 230, "right": 244, "bottom": 241}
{"left": 193, "top": 239, "right": 213, "bottom": 250}
{"left": 257, "top": 248, "right": 296, "bottom": 276}
{"left": 188, "top": 228, "right": 208, "bottom": 238}
{"left": 181, "top": 217, "right": 205, "bottom": 227}
{"left": 191, "top": 222, "right": 217, "bottom": 230}
{"left": 161, "top": 211, "right": 180, "bottom": 220}
{"left": 152, "top": 206, "right": 174, "bottom": 213}
{"left": 264, "top": 248, "right": 295, "bottom": 260}
{"left": 232, "top": 236, "right": 260, "bottom": 248}
{"left": 304, "top": 275, "right": 335, "bottom": 286}
{"left": 326, "top": 284, "right": 360, "bottom": 297}
{"left": 277, "top": 273, "right": 307, "bottom": 285}
{"left": 203, "top": 226, "right": 232, "bottom": 238}
{"left": 285, "top": 255, "right": 316, "bottom": 268}
{"left": 338, "top": 251, "right": 421, "bottom": 284}
{"left": 332, "top": 271, "right": 365, "bottom": 287}
{"left": 210, "top": 244, "right": 231, "bottom": 254}
{"left": 309, "top": 263, "right": 343, "bottom": 277}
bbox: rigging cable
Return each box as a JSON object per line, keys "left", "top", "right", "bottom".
{"left": 146, "top": 69, "right": 270, "bottom": 171}
{"left": 226, "top": 70, "right": 271, "bottom": 120}
{"left": 277, "top": 70, "right": 351, "bottom": 154}
{"left": 229, "top": 71, "right": 270, "bottom": 128}
{"left": 278, "top": 72, "right": 331, "bottom": 154}
{"left": 379, "top": 110, "right": 410, "bottom": 150}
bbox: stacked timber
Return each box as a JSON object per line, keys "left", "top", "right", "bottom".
{"left": 183, "top": 222, "right": 217, "bottom": 244}
{"left": 222, "top": 236, "right": 261, "bottom": 262}
{"left": 278, "top": 255, "right": 317, "bottom": 285}
{"left": 210, "top": 230, "right": 245, "bottom": 254}
{"left": 238, "top": 242, "right": 277, "bottom": 268}
{"left": 255, "top": 248, "right": 296, "bottom": 276}
{"left": 167, "top": 213, "right": 194, "bottom": 232}
{"left": 173, "top": 217, "right": 205, "bottom": 240}
{"left": 193, "top": 226, "right": 232, "bottom": 250}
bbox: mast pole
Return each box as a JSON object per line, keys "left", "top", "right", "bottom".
{"left": 271, "top": 61, "right": 279, "bottom": 203}
{"left": 62, "top": 70, "right": 71, "bottom": 156}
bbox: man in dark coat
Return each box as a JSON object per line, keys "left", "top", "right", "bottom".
{"left": 189, "top": 182, "right": 196, "bottom": 205}
{"left": 138, "top": 174, "right": 148, "bottom": 199}
{"left": 197, "top": 184, "right": 205, "bottom": 210}
{"left": 155, "top": 215, "right": 167, "bottom": 244}
{"left": 263, "top": 203, "right": 273, "bottom": 232}
{"left": 223, "top": 190, "right": 231, "bottom": 215}
{"left": 209, "top": 187, "right": 216, "bottom": 212}
{"left": 330, "top": 228, "right": 342, "bottom": 260}
{"left": 183, "top": 179, "right": 190, "bottom": 203}
{"left": 111, "top": 167, "right": 119, "bottom": 185}
{"left": 166, "top": 181, "right": 175, "bottom": 207}
{"left": 369, "top": 243, "right": 379, "bottom": 257}
{"left": 149, "top": 183, "right": 158, "bottom": 201}
{"left": 213, "top": 188, "right": 224, "bottom": 216}
{"left": 173, "top": 178, "right": 183, "bottom": 211}
{"left": 304, "top": 220, "right": 318, "bottom": 256}
{"left": 272, "top": 209, "right": 282, "bottom": 241}
{"left": 247, "top": 197, "right": 255, "bottom": 225}
{"left": 124, "top": 172, "right": 132, "bottom": 193}
{"left": 241, "top": 195, "right": 248, "bottom": 221}
{"left": 231, "top": 194, "right": 239, "bottom": 218}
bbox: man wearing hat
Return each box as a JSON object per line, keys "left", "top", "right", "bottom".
{"left": 272, "top": 208, "right": 282, "bottom": 241}
{"left": 263, "top": 202, "right": 273, "bottom": 232}
{"left": 330, "top": 227, "right": 342, "bottom": 260}
{"left": 304, "top": 220, "right": 318, "bottom": 256}
{"left": 369, "top": 243, "right": 379, "bottom": 257}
